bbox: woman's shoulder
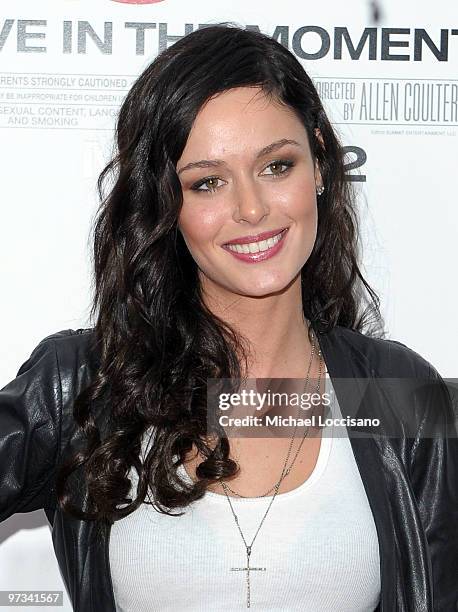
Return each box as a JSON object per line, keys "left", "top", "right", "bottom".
{"left": 331, "top": 324, "right": 438, "bottom": 380}
{"left": 331, "top": 325, "right": 456, "bottom": 441}
{"left": 10, "top": 327, "right": 97, "bottom": 383}
{"left": 0, "top": 327, "right": 97, "bottom": 518}
{"left": 35, "top": 327, "right": 99, "bottom": 373}
{"left": 15, "top": 328, "right": 101, "bottom": 417}
{"left": 37, "top": 327, "right": 96, "bottom": 351}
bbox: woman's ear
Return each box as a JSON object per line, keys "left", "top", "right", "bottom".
{"left": 314, "top": 161, "right": 323, "bottom": 192}
{"left": 314, "top": 127, "right": 324, "bottom": 147}
{"left": 313, "top": 128, "right": 324, "bottom": 190}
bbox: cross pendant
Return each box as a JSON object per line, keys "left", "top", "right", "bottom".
{"left": 230, "top": 546, "right": 266, "bottom": 608}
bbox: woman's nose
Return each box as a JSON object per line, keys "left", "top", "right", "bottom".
{"left": 232, "top": 178, "right": 269, "bottom": 225}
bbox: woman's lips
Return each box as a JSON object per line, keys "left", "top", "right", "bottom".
{"left": 221, "top": 227, "right": 289, "bottom": 263}
{"left": 223, "top": 226, "right": 287, "bottom": 246}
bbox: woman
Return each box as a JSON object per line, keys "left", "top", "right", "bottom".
{"left": 0, "top": 23, "right": 457, "bottom": 612}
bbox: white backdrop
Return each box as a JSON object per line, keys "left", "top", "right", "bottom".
{"left": 1, "top": 0, "right": 457, "bottom": 609}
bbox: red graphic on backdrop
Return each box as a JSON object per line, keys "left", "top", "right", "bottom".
{"left": 110, "top": 0, "right": 165, "bottom": 4}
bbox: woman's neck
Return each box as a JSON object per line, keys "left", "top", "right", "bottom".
{"left": 201, "top": 277, "right": 318, "bottom": 379}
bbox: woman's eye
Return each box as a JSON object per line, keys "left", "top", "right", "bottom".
{"left": 190, "top": 176, "right": 223, "bottom": 193}
{"left": 262, "top": 159, "right": 295, "bottom": 177}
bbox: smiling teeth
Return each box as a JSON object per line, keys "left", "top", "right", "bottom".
{"left": 226, "top": 231, "right": 284, "bottom": 254}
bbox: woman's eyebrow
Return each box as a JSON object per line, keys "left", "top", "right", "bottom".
{"left": 176, "top": 138, "right": 301, "bottom": 175}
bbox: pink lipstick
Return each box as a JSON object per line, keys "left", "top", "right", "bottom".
{"left": 221, "top": 227, "right": 289, "bottom": 263}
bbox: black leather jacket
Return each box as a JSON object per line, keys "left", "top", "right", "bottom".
{"left": 1, "top": 325, "right": 457, "bottom": 611}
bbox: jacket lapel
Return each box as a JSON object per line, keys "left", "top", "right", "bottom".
{"left": 313, "top": 324, "right": 397, "bottom": 611}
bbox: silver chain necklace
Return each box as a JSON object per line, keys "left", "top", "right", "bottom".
{"left": 220, "top": 326, "right": 324, "bottom": 608}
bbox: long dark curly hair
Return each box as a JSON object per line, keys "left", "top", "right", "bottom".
{"left": 56, "top": 22, "right": 384, "bottom": 523}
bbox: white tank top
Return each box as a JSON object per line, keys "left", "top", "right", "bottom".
{"left": 109, "top": 372, "right": 381, "bottom": 611}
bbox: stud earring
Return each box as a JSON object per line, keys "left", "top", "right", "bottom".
{"left": 316, "top": 185, "right": 325, "bottom": 196}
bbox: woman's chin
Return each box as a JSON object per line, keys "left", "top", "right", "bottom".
{"left": 230, "top": 278, "right": 294, "bottom": 298}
